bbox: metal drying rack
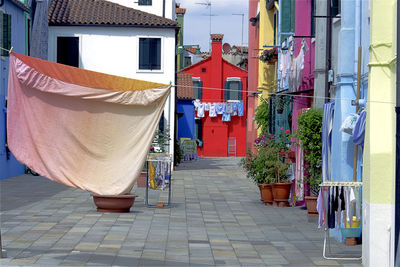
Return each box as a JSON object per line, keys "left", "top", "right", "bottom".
{"left": 145, "top": 154, "right": 172, "bottom": 207}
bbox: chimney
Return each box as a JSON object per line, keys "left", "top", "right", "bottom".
{"left": 211, "top": 34, "right": 223, "bottom": 59}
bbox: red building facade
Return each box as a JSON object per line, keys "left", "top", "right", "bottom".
{"left": 181, "top": 34, "right": 248, "bottom": 157}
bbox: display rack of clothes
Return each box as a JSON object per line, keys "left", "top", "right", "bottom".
{"left": 145, "top": 154, "right": 172, "bottom": 207}
{"left": 318, "top": 181, "right": 362, "bottom": 260}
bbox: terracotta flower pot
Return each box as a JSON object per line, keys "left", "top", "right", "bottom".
{"left": 136, "top": 171, "right": 147, "bottom": 188}
{"left": 258, "top": 184, "right": 274, "bottom": 206}
{"left": 272, "top": 182, "right": 292, "bottom": 207}
{"left": 92, "top": 193, "right": 137, "bottom": 213}
{"left": 305, "top": 196, "right": 318, "bottom": 217}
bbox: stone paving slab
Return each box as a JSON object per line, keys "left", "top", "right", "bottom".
{"left": 0, "top": 157, "right": 362, "bottom": 266}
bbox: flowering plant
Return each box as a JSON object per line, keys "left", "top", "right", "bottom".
{"left": 240, "top": 132, "right": 291, "bottom": 184}
{"left": 259, "top": 48, "right": 278, "bottom": 63}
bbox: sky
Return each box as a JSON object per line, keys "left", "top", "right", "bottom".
{"left": 176, "top": 0, "right": 249, "bottom": 52}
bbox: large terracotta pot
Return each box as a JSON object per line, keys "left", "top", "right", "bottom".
{"left": 272, "top": 182, "right": 292, "bottom": 207}
{"left": 305, "top": 196, "right": 318, "bottom": 217}
{"left": 258, "top": 184, "right": 273, "bottom": 206}
{"left": 92, "top": 194, "right": 137, "bottom": 213}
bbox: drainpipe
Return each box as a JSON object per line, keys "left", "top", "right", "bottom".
{"left": 162, "top": 0, "right": 165, "bottom": 18}
{"left": 395, "top": 0, "right": 400, "bottom": 261}
{"left": 324, "top": 0, "right": 332, "bottom": 102}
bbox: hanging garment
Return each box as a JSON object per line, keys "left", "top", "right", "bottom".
{"left": 289, "top": 40, "right": 308, "bottom": 91}
{"left": 322, "top": 102, "right": 335, "bottom": 182}
{"left": 238, "top": 101, "right": 244, "bottom": 116}
{"left": 353, "top": 110, "right": 366, "bottom": 146}
{"left": 222, "top": 102, "right": 227, "bottom": 113}
{"left": 7, "top": 52, "right": 170, "bottom": 195}
{"left": 193, "top": 99, "right": 201, "bottom": 110}
{"left": 209, "top": 103, "right": 217, "bottom": 117}
{"left": 148, "top": 155, "right": 171, "bottom": 190}
{"left": 279, "top": 51, "right": 291, "bottom": 89}
{"left": 197, "top": 103, "right": 205, "bottom": 118}
{"left": 294, "top": 147, "right": 304, "bottom": 202}
{"left": 328, "top": 187, "right": 336, "bottom": 229}
{"left": 231, "top": 102, "right": 238, "bottom": 116}
{"left": 204, "top": 102, "right": 210, "bottom": 111}
{"left": 225, "top": 102, "right": 233, "bottom": 114}
{"left": 222, "top": 113, "right": 231, "bottom": 122}
{"left": 317, "top": 190, "right": 324, "bottom": 228}
{"left": 216, "top": 103, "right": 224, "bottom": 114}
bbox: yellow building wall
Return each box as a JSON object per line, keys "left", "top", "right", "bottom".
{"left": 363, "top": 0, "right": 396, "bottom": 205}
{"left": 257, "top": 0, "right": 276, "bottom": 135}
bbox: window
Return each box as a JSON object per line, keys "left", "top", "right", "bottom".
{"left": 184, "top": 56, "right": 191, "bottom": 68}
{"left": 331, "top": 0, "right": 341, "bottom": 17}
{"left": 224, "top": 78, "right": 243, "bottom": 100}
{"left": 138, "top": 0, "right": 152, "bottom": 5}
{"left": 195, "top": 120, "right": 202, "bottom": 141}
{"left": 139, "top": 38, "right": 161, "bottom": 70}
{"left": 311, "top": 0, "right": 315, "bottom": 37}
{"left": 192, "top": 78, "right": 203, "bottom": 100}
{"left": 57, "top": 37, "right": 79, "bottom": 67}
{"left": 1, "top": 12, "right": 11, "bottom": 56}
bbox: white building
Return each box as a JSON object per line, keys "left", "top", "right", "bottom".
{"left": 48, "top": 0, "right": 179, "bottom": 156}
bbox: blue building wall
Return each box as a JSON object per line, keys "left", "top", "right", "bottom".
{"left": 330, "top": 0, "right": 369, "bottom": 241}
{"left": 177, "top": 100, "right": 195, "bottom": 140}
{"left": 0, "top": 0, "right": 30, "bottom": 180}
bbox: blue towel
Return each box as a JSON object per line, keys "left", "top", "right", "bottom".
{"left": 238, "top": 101, "right": 244, "bottom": 116}
{"left": 322, "top": 101, "right": 335, "bottom": 182}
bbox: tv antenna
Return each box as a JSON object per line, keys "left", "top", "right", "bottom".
{"left": 232, "top": 13, "right": 244, "bottom": 46}
{"left": 196, "top": 0, "right": 212, "bottom": 51}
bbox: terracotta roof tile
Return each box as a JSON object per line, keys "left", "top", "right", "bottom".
{"left": 48, "top": 0, "right": 179, "bottom": 28}
{"left": 210, "top": 34, "right": 223, "bottom": 41}
{"left": 176, "top": 8, "right": 186, "bottom": 14}
{"left": 177, "top": 73, "right": 193, "bottom": 99}
{"left": 185, "top": 48, "right": 197, "bottom": 54}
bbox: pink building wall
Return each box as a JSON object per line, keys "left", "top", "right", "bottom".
{"left": 247, "top": 0, "right": 260, "bottom": 152}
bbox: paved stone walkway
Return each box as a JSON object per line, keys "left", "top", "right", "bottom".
{"left": 0, "top": 157, "right": 362, "bottom": 266}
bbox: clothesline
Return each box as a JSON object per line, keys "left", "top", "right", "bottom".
{"left": 173, "top": 84, "right": 395, "bottom": 105}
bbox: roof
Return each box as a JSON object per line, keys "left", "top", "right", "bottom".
{"left": 177, "top": 73, "right": 193, "bottom": 100}
{"left": 48, "top": 0, "right": 179, "bottom": 28}
{"left": 210, "top": 34, "right": 224, "bottom": 42}
{"left": 10, "top": 0, "right": 31, "bottom": 13}
{"left": 185, "top": 48, "right": 197, "bottom": 54}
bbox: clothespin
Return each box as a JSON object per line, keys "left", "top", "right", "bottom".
{"left": 9, "top": 46, "right": 13, "bottom": 54}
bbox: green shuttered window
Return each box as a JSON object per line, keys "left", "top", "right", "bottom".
{"left": 1, "top": 12, "right": 11, "bottom": 57}
{"left": 138, "top": 0, "right": 152, "bottom": 5}
{"left": 224, "top": 79, "right": 243, "bottom": 101}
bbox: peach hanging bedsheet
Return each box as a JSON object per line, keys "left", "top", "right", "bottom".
{"left": 7, "top": 53, "right": 171, "bottom": 195}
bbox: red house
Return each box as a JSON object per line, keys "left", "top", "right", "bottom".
{"left": 181, "top": 34, "right": 248, "bottom": 157}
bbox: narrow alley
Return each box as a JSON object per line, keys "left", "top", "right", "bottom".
{"left": 0, "top": 158, "right": 361, "bottom": 266}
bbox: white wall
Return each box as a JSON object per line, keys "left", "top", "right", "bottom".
{"left": 105, "top": 0, "right": 176, "bottom": 20}
{"left": 49, "top": 26, "right": 176, "bottom": 157}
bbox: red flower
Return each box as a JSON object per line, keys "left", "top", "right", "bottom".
{"left": 285, "top": 129, "right": 290, "bottom": 134}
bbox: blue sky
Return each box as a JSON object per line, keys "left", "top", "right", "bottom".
{"left": 177, "top": 0, "right": 249, "bottom": 52}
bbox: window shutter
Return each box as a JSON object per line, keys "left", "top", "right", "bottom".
{"left": 238, "top": 81, "right": 243, "bottom": 100}
{"left": 199, "top": 81, "right": 203, "bottom": 99}
{"left": 2, "top": 14, "right": 11, "bottom": 56}
{"left": 224, "top": 81, "right": 229, "bottom": 100}
{"left": 0, "top": 10, "right": 3, "bottom": 55}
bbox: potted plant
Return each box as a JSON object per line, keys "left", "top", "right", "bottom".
{"left": 270, "top": 144, "right": 292, "bottom": 207}
{"left": 273, "top": 95, "right": 291, "bottom": 114}
{"left": 293, "top": 108, "right": 323, "bottom": 216}
{"left": 259, "top": 48, "right": 278, "bottom": 64}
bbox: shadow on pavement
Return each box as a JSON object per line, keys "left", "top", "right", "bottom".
{"left": 0, "top": 174, "right": 70, "bottom": 211}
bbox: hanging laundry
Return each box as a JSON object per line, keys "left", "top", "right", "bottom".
{"left": 193, "top": 99, "right": 201, "bottom": 110}
{"left": 209, "top": 103, "right": 217, "bottom": 117}
{"left": 148, "top": 155, "right": 171, "bottom": 191}
{"left": 238, "top": 101, "right": 244, "bottom": 116}
{"left": 317, "top": 190, "right": 324, "bottom": 228}
{"left": 226, "top": 102, "right": 233, "bottom": 114}
{"left": 216, "top": 102, "right": 224, "bottom": 114}
{"left": 279, "top": 51, "right": 291, "bottom": 89}
{"left": 7, "top": 52, "right": 170, "bottom": 196}
{"left": 222, "top": 112, "right": 231, "bottom": 122}
{"left": 353, "top": 110, "right": 366, "bottom": 146}
{"left": 322, "top": 101, "right": 335, "bottom": 182}
{"left": 197, "top": 103, "right": 205, "bottom": 118}
{"left": 289, "top": 39, "right": 308, "bottom": 91}
{"left": 204, "top": 102, "right": 210, "bottom": 111}
{"left": 222, "top": 102, "right": 227, "bottom": 113}
{"left": 232, "top": 102, "right": 238, "bottom": 116}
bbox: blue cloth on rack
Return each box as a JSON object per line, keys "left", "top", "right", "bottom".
{"left": 322, "top": 101, "right": 335, "bottom": 182}
{"left": 238, "top": 101, "right": 244, "bottom": 116}
{"left": 353, "top": 110, "right": 366, "bottom": 146}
